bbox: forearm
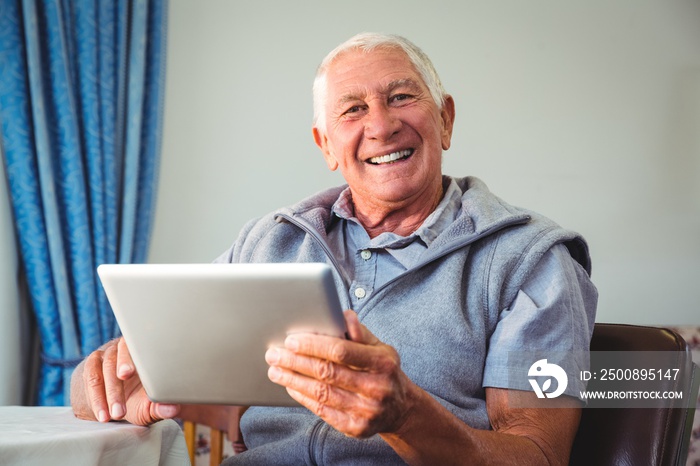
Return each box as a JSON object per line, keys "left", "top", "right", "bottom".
{"left": 380, "top": 384, "right": 577, "bottom": 466}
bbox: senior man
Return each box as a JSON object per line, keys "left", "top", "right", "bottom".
{"left": 71, "top": 33, "right": 597, "bottom": 465}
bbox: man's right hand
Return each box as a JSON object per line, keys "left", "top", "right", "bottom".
{"left": 70, "top": 337, "right": 180, "bottom": 426}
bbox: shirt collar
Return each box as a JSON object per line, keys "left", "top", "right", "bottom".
{"left": 331, "top": 177, "right": 463, "bottom": 249}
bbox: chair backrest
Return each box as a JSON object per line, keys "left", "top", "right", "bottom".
{"left": 178, "top": 404, "right": 247, "bottom": 465}
{"left": 569, "top": 324, "right": 699, "bottom": 466}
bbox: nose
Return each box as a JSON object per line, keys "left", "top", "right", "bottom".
{"left": 363, "top": 103, "right": 401, "bottom": 141}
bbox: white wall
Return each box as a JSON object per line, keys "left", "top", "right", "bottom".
{"left": 151, "top": 0, "right": 700, "bottom": 325}
{"left": 0, "top": 150, "right": 22, "bottom": 405}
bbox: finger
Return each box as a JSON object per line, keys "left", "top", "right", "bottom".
{"left": 154, "top": 403, "right": 181, "bottom": 419}
{"left": 275, "top": 362, "right": 413, "bottom": 439}
{"left": 138, "top": 401, "right": 181, "bottom": 424}
{"left": 267, "top": 346, "right": 379, "bottom": 393}
{"left": 82, "top": 352, "right": 109, "bottom": 422}
{"left": 269, "top": 364, "right": 355, "bottom": 410}
{"left": 102, "top": 341, "right": 126, "bottom": 420}
{"left": 280, "top": 376, "right": 383, "bottom": 439}
{"left": 287, "top": 387, "right": 379, "bottom": 438}
{"left": 284, "top": 332, "right": 399, "bottom": 375}
{"left": 123, "top": 386, "right": 180, "bottom": 426}
{"left": 267, "top": 349, "right": 398, "bottom": 415}
{"left": 82, "top": 341, "right": 122, "bottom": 422}
{"left": 285, "top": 386, "right": 350, "bottom": 433}
{"left": 116, "top": 337, "right": 136, "bottom": 380}
{"left": 283, "top": 311, "right": 383, "bottom": 367}
{"left": 343, "top": 310, "right": 379, "bottom": 345}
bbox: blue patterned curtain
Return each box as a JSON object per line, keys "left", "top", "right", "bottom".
{"left": 0, "top": 0, "right": 168, "bottom": 405}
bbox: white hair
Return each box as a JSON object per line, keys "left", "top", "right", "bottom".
{"left": 312, "top": 32, "right": 448, "bottom": 132}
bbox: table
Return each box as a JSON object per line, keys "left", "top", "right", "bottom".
{"left": 0, "top": 406, "right": 190, "bottom": 466}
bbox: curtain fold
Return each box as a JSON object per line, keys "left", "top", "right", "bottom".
{"left": 0, "top": 0, "right": 168, "bottom": 405}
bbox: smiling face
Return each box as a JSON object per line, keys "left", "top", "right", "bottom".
{"left": 313, "top": 47, "right": 455, "bottom": 223}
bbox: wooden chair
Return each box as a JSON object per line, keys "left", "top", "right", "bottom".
{"left": 178, "top": 404, "right": 247, "bottom": 465}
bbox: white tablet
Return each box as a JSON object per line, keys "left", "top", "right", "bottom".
{"left": 97, "top": 263, "right": 346, "bottom": 406}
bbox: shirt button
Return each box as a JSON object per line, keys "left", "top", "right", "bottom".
{"left": 360, "top": 249, "right": 372, "bottom": 260}
{"left": 354, "top": 287, "right": 366, "bottom": 299}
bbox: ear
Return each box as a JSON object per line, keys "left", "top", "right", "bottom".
{"left": 313, "top": 126, "right": 339, "bottom": 171}
{"left": 440, "top": 95, "right": 456, "bottom": 151}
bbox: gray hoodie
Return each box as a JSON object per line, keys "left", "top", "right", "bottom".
{"left": 219, "top": 176, "right": 597, "bottom": 465}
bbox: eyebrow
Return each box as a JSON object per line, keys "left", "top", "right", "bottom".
{"left": 336, "top": 78, "right": 424, "bottom": 106}
{"left": 386, "top": 78, "right": 423, "bottom": 94}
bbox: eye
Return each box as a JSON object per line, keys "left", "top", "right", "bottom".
{"left": 390, "top": 93, "right": 414, "bottom": 105}
{"left": 340, "top": 103, "right": 367, "bottom": 118}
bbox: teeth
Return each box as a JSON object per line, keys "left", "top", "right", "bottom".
{"left": 369, "top": 149, "right": 412, "bottom": 164}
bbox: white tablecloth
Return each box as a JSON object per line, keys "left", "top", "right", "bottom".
{"left": 0, "top": 406, "right": 190, "bottom": 466}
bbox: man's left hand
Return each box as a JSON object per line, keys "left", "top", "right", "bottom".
{"left": 265, "top": 309, "right": 416, "bottom": 438}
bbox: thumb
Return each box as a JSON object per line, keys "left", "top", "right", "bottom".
{"left": 133, "top": 401, "right": 180, "bottom": 425}
{"left": 124, "top": 382, "right": 180, "bottom": 425}
{"left": 343, "top": 310, "right": 381, "bottom": 345}
{"left": 154, "top": 403, "right": 180, "bottom": 420}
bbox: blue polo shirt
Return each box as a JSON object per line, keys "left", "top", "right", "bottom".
{"left": 325, "top": 177, "right": 594, "bottom": 395}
